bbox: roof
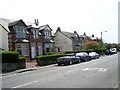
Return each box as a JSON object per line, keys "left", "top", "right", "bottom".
{"left": 62, "top": 31, "right": 77, "bottom": 38}
{"left": 8, "top": 19, "right": 27, "bottom": 27}
{"left": 39, "top": 24, "right": 52, "bottom": 31}
{"left": 0, "top": 24, "right": 9, "bottom": 32}
{"left": 0, "top": 18, "right": 13, "bottom": 32}
{"left": 25, "top": 22, "right": 39, "bottom": 28}
{"left": 14, "top": 39, "right": 29, "bottom": 43}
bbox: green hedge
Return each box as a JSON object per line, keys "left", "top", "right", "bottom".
{"left": 18, "top": 56, "right": 26, "bottom": 63}
{"left": 65, "top": 49, "right": 94, "bottom": 54}
{"left": 36, "top": 54, "right": 64, "bottom": 65}
{"left": 0, "top": 51, "right": 19, "bottom": 63}
{"left": 65, "top": 48, "right": 107, "bottom": 55}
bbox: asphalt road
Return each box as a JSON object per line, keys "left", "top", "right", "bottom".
{"left": 2, "top": 53, "right": 119, "bottom": 88}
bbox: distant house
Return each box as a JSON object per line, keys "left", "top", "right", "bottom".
{"left": 80, "top": 33, "right": 101, "bottom": 49}
{"left": 54, "top": 27, "right": 81, "bottom": 52}
{"left": 39, "top": 24, "right": 54, "bottom": 54}
{"left": 0, "top": 18, "right": 10, "bottom": 51}
{"left": 8, "top": 19, "right": 44, "bottom": 59}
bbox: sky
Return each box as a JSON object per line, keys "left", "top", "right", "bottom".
{"left": 0, "top": 0, "right": 119, "bottom": 43}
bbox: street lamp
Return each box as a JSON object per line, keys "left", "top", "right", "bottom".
{"left": 101, "top": 31, "right": 107, "bottom": 41}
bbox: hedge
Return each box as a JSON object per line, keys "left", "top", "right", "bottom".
{"left": 65, "top": 48, "right": 108, "bottom": 55}
{"left": 0, "top": 51, "right": 19, "bottom": 63}
{"left": 18, "top": 56, "right": 26, "bottom": 63}
{"left": 36, "top": 53, "right": 64, "bottom": 65}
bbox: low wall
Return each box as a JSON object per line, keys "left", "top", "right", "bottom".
{"left": 37, "top": 59, "right": 57, "bottom": 66}
{"left": 2, "top": 62, "right": 26, "bottom": 73}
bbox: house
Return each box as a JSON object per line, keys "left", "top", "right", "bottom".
{"left": 39, "top": 24, "right": 55, "bottom": 54}
{"left": 0, "top": 18, "right": 10, "bottom": 51}
{"left": 8, "top": 19, "right": 44, "bottom": 59}
{"left": 80, "top": 33, "right": 101, "bottom": 49}
{"left": 54, "top": 27, "right": 81, "bottom": 52}
{"left": 26, "top": 19, "right": 44, "bottom": 59}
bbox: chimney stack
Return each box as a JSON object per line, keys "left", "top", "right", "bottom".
{"left": 34, "top": 19, "right": 39, "bottom": 26}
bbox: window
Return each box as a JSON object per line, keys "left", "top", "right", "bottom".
{"left": 46, "top": 48, "right": 50, "bottom": 52}
{"left": 15, "top": 27, "right": 26, "bottom": 39}
{"left": 44, "top": 31, "right": 51, "bottom": 39}
{"left": 16, "top": 44, "right": 28, "bottom": 56}
{"left": 33, "top": 30, "right": 39, "bottom": 38}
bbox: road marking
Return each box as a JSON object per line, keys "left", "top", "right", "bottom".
{"left": 2, "top": 71, "right": 30, "bottom": 78}
{"left": 12, "top": 80, "right": 38, "bottom": 89}
{"left": 82, "top": 68, "right": 107, "bottom": 72}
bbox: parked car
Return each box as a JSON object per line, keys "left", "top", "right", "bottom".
{"left": 105, "top": 50, "right": 113, "bottom": 55}
{"left": 57, "top": 56, "right": 81, "bottom": 66}
{"left": 110, "top": 48, "right": 117, "bottom": 54}
{"left": 89, "top": 52, "right": 100, "bottom": 59}
{"left": 76, "top": 52, "right": 91, "bottom": 62}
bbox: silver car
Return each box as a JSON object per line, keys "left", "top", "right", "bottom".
{"left": 89, "top": 52, "right": 99, "bottom": 59}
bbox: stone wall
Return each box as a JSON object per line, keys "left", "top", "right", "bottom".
{"left": 2, "top": 62, "right": 26, "bottom": 73}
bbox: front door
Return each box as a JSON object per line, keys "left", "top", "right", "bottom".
{"left": 31, "top": 46, "right": 36, "bottom": 59}
{"left": 38, "top": 46, "right": 42, "bottom": 56}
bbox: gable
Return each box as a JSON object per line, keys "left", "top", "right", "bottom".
{"left": 55, "top": 30, "right": 72, "bottom": 41}
{"left": 9, "top": 20, "right": 27, "bottom": 27}
{"left": 44, "top": 25, "right": 52, "bottom": 31}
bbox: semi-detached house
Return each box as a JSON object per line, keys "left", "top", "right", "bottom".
{"left": 8, "top": 19, "right": 45, "bottom": 59}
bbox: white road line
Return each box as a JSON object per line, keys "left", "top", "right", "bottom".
{"left": 3, "top": 71, "right": 30, "bottom": 78}
{"left": 12, "top": 80, "right": 38, "bottom": 89}
{"left": 82, "top": 68, "right": 108, "bottom": 72}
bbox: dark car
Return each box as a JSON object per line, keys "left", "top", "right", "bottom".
{"left": 57, "top": 56, "right": 81, "bottom": 66}
{"left": 89, "top": 52, "right": 100, "bottom": 59}
{"left": 76, "top": 52, "right": 91, "bottom": 62}
{"left": 105, "top": 50, "right": 113, "bottom": 55}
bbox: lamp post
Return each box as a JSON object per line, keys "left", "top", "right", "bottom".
{"left": 100, "top": 31, "right": 107, "bottom": 47}
{"left": 101, "top": 31, "right": 107, "bottom": 41}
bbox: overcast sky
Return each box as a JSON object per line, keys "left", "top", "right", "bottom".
{"left": 0, "top": 0, "right": 119, "bottom": 43}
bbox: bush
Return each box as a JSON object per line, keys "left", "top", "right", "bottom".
{"left": 18, "top": 56, "right": 26, "bottom": 63}
{"left": 65, "top": 48, "right": 107, "bottom": 55}
{"left": 0, "top": 51, "right": 19, "bottom": 63}
{"left": 17, "top": 56, "right": 26, "bottom": 69}
{"left": 65, "top": 49, "right": 94, "bottom": 54}
{"left": 36, "top": 54, "right": 64, "bottom": 65}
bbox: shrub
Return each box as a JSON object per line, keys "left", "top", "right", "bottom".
{"left": 36, "top": 54, "right": 64, "bottom": 65}
{"left": 17, "top": 56, "right": 26, "bottom": 69}
{"left": 18, "top": 56, "right": 26, "bottom": 63}
{"left": 84, "top": 41, "right": 100, "bottom": 49}
{"left": 0, "top": 51, "right": 19, "bottom": 63}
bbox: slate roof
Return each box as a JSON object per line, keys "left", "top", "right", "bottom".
{"left": 39, "top": 24, "right": 52, "bottom": 31}
{"left": 8, "top": 19, "right": 27, "bottom": 27}
{"left": 62, "top": 31, "right": 77, "bottom": 38}
{"left": 0, "top": 18, "right": 13, "bottom": 32}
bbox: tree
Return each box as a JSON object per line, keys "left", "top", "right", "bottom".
{"left": 84, "top": 41, "right": 100, "bottom": 50}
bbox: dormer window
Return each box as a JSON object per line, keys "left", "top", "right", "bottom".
{"left": 44, "top": 31, "right": 51, "bottom": 39}
{"left": 15, "top": 27, "right": 26, "bottom": 39}
{"left": 33, "top": 29, "right": 39, "bottom": 38}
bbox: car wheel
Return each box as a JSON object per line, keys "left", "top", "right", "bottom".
{"left": 78, "top": 59, "right": 81, "bottom": 63}
{"left": 58, "top": 63, "right": 61, "bottom": 66}
{"left": 69, "top": 60, "right": 72, "bottom": 65}
{"left": 84, "top": 58, "right": 87, "bottom": 62}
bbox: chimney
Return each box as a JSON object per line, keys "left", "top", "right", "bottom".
{"left": 92, "top": 34, "right": 94, "bottom": 37}
{"left": 57, "top": 27, "right": 61, "bottom": 32}
{"left": 34, "top": 19, "right": 39, "bottom": 26}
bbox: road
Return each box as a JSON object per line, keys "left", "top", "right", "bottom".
{"left": 2, "top": 53, "right": 119, "bottom": 89}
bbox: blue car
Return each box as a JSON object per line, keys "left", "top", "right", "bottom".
{"left": 76, "top": 52, "right": 91, "bottom": 62}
